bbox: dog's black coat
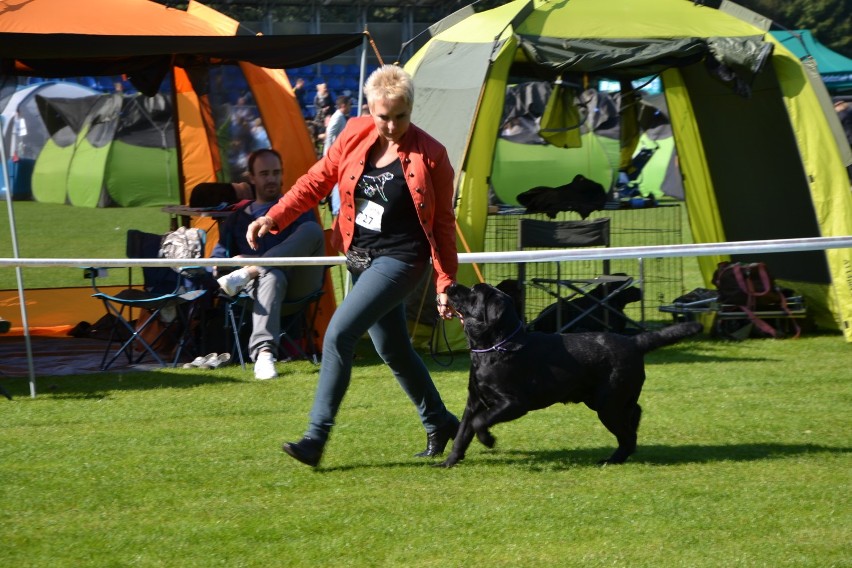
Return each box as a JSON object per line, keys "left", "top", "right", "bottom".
{"left": 442, "top": 282, "right": 703, "bottom": 467}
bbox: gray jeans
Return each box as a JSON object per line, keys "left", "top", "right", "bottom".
{"left": 304, "top": 255, "right": 455, "bottom": 443}
{"left": 246, "top": 221, "right": 325, "bottom": 361}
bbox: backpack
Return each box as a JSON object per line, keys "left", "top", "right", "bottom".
{"left": 711, "top": 261, "right": 800, "bottom": 338}
{"left": 712, "top": 261, "right": 782, "bottom": 310}
{"left": 159, "top": 227, "right": 206, "bottom": 276}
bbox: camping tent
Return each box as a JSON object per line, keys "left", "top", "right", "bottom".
{"left": 489, "top": 82, "right": 679, "bottom": 204}
{"left": 0, "top": 0, "right": 364, "bottom": 339}
{"left": 772, "top": 30, "right": 852, "bottom": 95}
{"left": 31, "top": 92, "right": 180, "bottom": 207}
{"left": 0, "top": 0, "right": 362, "bottom": 197}
{"left": 405, "top": 0, "right": 852, "bottom": 341}
{"left": 1, "top": 81, "right": 99, "bottom": 200}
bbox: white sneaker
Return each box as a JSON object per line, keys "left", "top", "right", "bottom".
{"left": 254, "top": 351, "right": 278, "bottom": 380}
{"left": 217, "top": 268, "right": 252, "bottom": 297}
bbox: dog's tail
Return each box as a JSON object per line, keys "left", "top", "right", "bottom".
{"left": 633, "top": 321, "right": 703, "bottom": 354}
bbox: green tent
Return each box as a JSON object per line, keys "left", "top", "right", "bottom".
{"left": 406, "top": 0, "right": 852, "bottom": 341}
{"left": 490, "top": 82, "right": 678, "bottom": 204}
{"left": 31, "top": 92, "right": 178, "bottom": 207}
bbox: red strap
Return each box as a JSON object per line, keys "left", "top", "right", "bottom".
{"left": 775, "top": 292, "right": 801, "bottom": 339}
{"left": 747, "top": 264, "right": 774, "bottom": 297}
{"left": 739, "top": 306, "right": 778, "bottom": 337}
{"left": 731, "top": 263, "right": 800, "bottom": 339}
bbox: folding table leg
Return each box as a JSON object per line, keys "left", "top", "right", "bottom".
{"left": 557, "top": 280, "right": 645, "bottom": 334}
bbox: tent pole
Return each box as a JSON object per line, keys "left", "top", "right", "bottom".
{"left": 0, "top": 116, "right": 37, "bottom": 398}
{"left": 357, "top": 30, "right": 368, "bottom": 116}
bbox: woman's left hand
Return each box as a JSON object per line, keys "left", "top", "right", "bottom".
{"left": 437, "top": 292, "right": 455, "bottom": 320}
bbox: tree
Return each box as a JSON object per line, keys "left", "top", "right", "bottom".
{"left": 723, "top": 0, "right": 851, "bottom": 58}
{"left": 153, "top": 0, "right": 852, "bottom": 58}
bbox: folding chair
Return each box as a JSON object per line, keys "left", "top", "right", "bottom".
{"left": 279, "top": 289, "right": 324, "bottom": 364}
{"left": 518, "top": 218, "right": 644, "bottom": 334}
{"left": 222, "top": 286, "right": 325, "bottom": 368}
{"left": 222, "top": 291, "right": 251, "bottom": 370}
{"left": 87, "top": 229, "right": 208, "bottom": 371}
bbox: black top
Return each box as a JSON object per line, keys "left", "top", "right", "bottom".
{"left": 352, "top": 158, "right": 429, "bottom": 262}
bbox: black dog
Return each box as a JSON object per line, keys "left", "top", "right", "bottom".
{"left": 442, "top": 282, "right": 702, "bottom": 468}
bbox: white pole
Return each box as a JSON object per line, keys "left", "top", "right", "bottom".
{"left": 0, "top": 115, "right": 37, "bottom": 397}
{"left": 357, "top": 30, "right": 368, "bottom": 116}
{"left": 2, "top": 235, "right": 851, "bottom": 269}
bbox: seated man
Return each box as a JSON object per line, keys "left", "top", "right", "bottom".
{"left": 213, "top": 148, "right": 325, "bottom": 380}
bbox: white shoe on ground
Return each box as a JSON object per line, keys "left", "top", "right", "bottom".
{"left": 217, "top": 268, "right": 252, "bottom": 297}
{"left": 254, "top": 350, "right": 278, "bottom": 380}
{"left": 204, "top": 353, "right": 231, "bottom": 369}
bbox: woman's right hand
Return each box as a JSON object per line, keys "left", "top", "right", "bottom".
{"left": 246, "top": 216, "right": 277, "bottom": 251}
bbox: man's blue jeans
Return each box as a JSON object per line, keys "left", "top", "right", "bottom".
{"left": 305, "top": 255, "right": 454, "bottom": 443}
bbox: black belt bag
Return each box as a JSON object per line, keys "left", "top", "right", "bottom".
{"left": 345, "top": 246, "right": 372, "bottom": 275}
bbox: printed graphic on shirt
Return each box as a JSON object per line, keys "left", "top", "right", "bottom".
{"left": 358, "top": 172, "right": 394, "bottom": 202}
{"left": 354, "top": 199, "right": 384, "bottom": 231}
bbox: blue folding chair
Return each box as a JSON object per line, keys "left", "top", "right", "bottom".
{"left": 222, "top": 286, "right": 324, "bottom": 368}
{"left": 87, "top": 229, "right": 209, "bottom": 371}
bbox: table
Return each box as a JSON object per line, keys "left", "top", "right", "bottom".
{"left": 659, "top": 295, "right": 807, "bottom": 339}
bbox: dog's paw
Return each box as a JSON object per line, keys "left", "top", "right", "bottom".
{"left": 476, "top": 430, "right": 496, "bottom": 448}
{"left": 434, "top": 455, "right": 460, "bottom": 468}
{"left": 597, "top": 456, "right": 628, "bottom": 466}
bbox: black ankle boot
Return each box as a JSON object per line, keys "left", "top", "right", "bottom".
{"left": 415, "top": 415, "right": 460, "bottom": 458}
{"left": 282, "top": 436, "right": 324, "bottom": 467}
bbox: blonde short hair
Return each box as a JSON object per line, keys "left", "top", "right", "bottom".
{"left": 364, "top": 64, "right": 414, "bottom": 108}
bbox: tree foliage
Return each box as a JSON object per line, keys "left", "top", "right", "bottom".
{"left": 738, "top": 0, "right": 851, "bottom": 57}
{"left": 153, "top": 0, "right": 851, "bottom": 58}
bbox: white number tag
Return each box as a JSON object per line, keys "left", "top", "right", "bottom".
{"left": 355, "top": 199, "right": 384, "bottom": 231}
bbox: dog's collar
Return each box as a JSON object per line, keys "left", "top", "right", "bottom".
{"left": 470, "top": 322, "right": 523, "bottom": 353}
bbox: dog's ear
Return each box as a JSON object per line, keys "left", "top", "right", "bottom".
{"left": 494, "top": 279, "right": 523, "bottom": 320}
{"left": 486, "top": 283, "right": 524, "bottom": 331}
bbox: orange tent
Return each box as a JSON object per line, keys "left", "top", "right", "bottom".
{"left": 0, "top": 0, "right": 362, "bottom": 337}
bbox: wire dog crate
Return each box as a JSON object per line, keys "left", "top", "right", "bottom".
{"left": 481, "top": 203, "right": 684, "bottom": 328}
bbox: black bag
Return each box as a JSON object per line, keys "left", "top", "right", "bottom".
{"left": 712, "top": 261, "right": 783, "bottom": 309}
{"left": 345, "top": 246, "right": 371, "bottom": 275}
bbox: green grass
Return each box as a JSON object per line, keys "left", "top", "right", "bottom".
{"left": 1, "top": 334, "right": 850, "bottom": 567}
{"left": 0, "top": 202, "right": 172, "bottom": 289}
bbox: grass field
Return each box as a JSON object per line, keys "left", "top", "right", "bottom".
{"left": 0, "top": 202, "right": 172, "bottom": 289}
{"left": 1, "top": 201, "right": 849, "bottom": 566}
{"left": 1, "top": 332, "right": 850, "bottom": 567}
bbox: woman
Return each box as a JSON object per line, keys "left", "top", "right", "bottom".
{"left": 247, "top": 65, "right": 459, "bottom": 467}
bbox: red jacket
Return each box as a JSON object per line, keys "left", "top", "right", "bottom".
{"left": 266, "top": 115, "right": 459, "bottom": 293}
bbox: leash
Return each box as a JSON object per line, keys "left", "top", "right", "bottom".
{"left": 470, "top": 322, "right": 523, "bottom": 353}
{"left": 429, "top": 316, "right": 454, "bottom": 367}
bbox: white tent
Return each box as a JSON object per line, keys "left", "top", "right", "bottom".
{"left": 1, "top": 81, "right": 98, "bottom": 200}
